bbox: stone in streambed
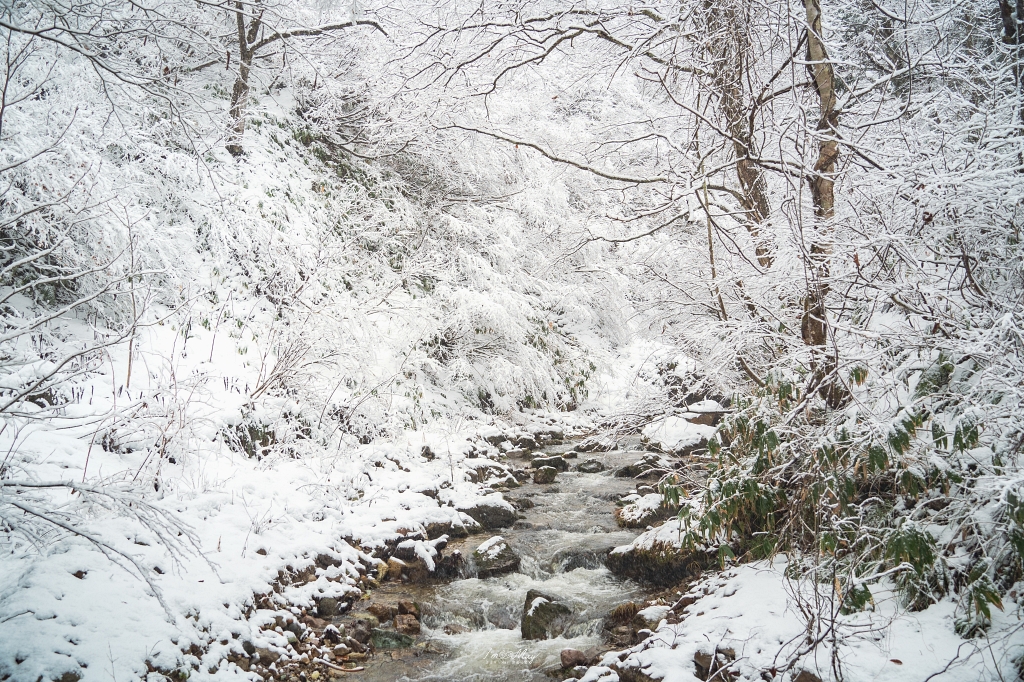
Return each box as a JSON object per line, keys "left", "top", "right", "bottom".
{"left": 346, "top": 613, "right": 378, "bottom": 644}
{"left": 575, "top": 459, "right": 605, "bottom": 473}
{"left": 533, "top": 466, "right": 558, "bottom": 484}
{"left": 531, "top": 455, "right": 568, "bottom": 471}
{"left": 576, "top": 437, "right": 616, "bottom": 452}
{"left": 370, "top": 628, "right": 413, "bottom": 649}
{"left": 615, "top": 454, "right": 671, "bottom": 480}
{"left": 521, "top": 589, "right": 572, "bottom": 640}
{"left": 513, "top": 434, "right": 539, "bottom": 450}
{"left": 435, "top": 549, "right": 469, "bottom": 580}
{"left": 561, "top": 648, "right": 589, "bottom": 668}
{"left": 394, "top": 613, "right": 421, "bottom": 635}
{"left": 472, "top": 536, "right": 521, "bottom": 578}
{"left": 424, "top": 518, "right": 470, "bottom": 539}
{"left": 316, "top": 597, "right": 340, "bottom": 617}
{"left": 605, "top": 525, "right": 711, "bottom": 587}
{"left": 456, "top": 496, "right": 517, "bottom": 529}
{"left": 367, "top": 603, "right": 398, "bottom": 621}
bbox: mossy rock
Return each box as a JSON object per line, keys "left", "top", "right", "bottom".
{"left": 606, "top": 543, "right": 710, "bottom": 587}
{"left": 370, "top": 628, "right": 414, "bottom": 649}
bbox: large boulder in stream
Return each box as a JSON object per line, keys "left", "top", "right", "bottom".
{"left": 521, "top": 589, "right": 572, "bottom": 640}
{"left": 614, "top": 493, "right": 678, "bottom": 528}
{"left": 533, "top": 466, "right": 558, "bottom": 484}
{"left": 472, "top": 536, "right": 521, "bottom": 578}
{"left": 530, "top": 455, "right": 568, "bottom": 471}
{"left": 606, "top": 520, "right": 712, "bottom": 586}
{"left": 575, "top": 458, "right": 605, "bottom": 473}
{"left": 456, "top": 494, "right": 517, "bottom": 529}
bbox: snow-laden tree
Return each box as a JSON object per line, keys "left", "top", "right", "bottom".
{"left": 410, "top": 0, "right": 1024, "bottom": 669}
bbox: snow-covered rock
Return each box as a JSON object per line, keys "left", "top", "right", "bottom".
{"left": 641, "top": 416, "right": 718, "bottom": 455}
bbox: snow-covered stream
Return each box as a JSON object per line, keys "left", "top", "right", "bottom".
{"left": 340, "top": 442, "right": 655, "bottom": 682}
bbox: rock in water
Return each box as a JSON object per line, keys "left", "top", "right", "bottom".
{"left": 606, "top": 521, "right": 711, "bottom": 586}
{"left": 614, "top": 454, "right": 671, "bottom": 480}
{"left": 472, "top": 536, "right": 521, "bottom": 578}
{"left": 456, "top": 495, "right": 517, "bottom": 529}
{"left": 370, "top": 628, "right": 413, "bottom": 649}
{"left": 576, "top": 437, "right": 616, "bottom": 452}
{"left": 575, "top": 459, "right": 605, "bottom": 473}
{"left": 533, "top": 466, "right": 558, "bottom": 484}
{"left": 394, "top": 614, "right": 421, "bottom": 635}
{"left": 530, "top": 455, "right": 568, "bottom": 471}
{"left": 614, "top": 493, "right": 676, "bottom": 528}
{"left": 521, "top": 589, "right": 572, "bottom": 640}
{"left": 560, "top": 648, "right": 588, "bottom": 668}
{"left": 367, "top": 603, "right": 398, "bottom": 621}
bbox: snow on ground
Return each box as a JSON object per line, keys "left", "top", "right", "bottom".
{"left": 580, "top": 559, "right": 1023, "bottom": 682}
{"left": 0, "top": 298, "right": 591, "bottom": 682}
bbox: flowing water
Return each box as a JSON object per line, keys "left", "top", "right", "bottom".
{"left": 340, "top": 441, "right": 658, "bottom": 682}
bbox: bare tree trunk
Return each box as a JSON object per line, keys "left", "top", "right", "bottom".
{"left": 703, "top": 1, "right": 774, "bottom": 269}
{"left": 802, "top": 0, "right": 845, "bottom": 407}
{"left": 227, "top": 2, "right": 262, "bottom": 157}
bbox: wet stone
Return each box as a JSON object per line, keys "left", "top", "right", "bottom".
{"left": 521, "top": 589, "right": 572, "bottom": 640}
{"left": 531, "top": 455, "right": 568, "bottom": 471}
{"left": 367, "top": 603, "right": 398, "bottom": 621}
{"left": 425, "top": 519, "right": 469, "bottom": 540}
{"left": 533, "top": 466, "right": 558, "bottom": 484}
{"left": 370, "top": 628, "right": 414, "bottom": 649}
{"left": 576, "top": 437, "right": 616, "bottom": 452}
{"left": 435, "top": 550, "right": 468, "bottom": 581}
{"left": 561, "top": 648, "right": 589, "bottom": 668}
{"left": 513, "top": 435, "right": 539, "bottom": 450}
{"left": 615, "top": 454, "right": 670, "bottom": 480}
{"left": 551, "top": 547, "right": 607, "bottom": 572}
{"left": 457, "top": 499, "right": 517, "bottom": 529}
{"left": 394, "top": 613, "right": 421, "bottom": 635}
{"left": 508, "top": 496, "right": 535, "bottom": 511}
{"left": 575, "top": 459, "right": 606, "bottom": 473}
{"left": 472, "top": 536, "right": 521, "bottom": 578}
{"left": 346, "top": 614, "right": 378, "bottom": 643}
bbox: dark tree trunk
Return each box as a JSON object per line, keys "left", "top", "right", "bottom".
{"left": 704, "top": 0, "right": 774, "bottom": 269}
{"left": 802, "top": 0, "right": 846, "bottom": 408}
{"left": 226, "top": 2, "right": 262, "bottom": 157}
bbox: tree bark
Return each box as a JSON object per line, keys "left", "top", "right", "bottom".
{"left": 703, "top": 1, "right": 774, "bottom": 269}
{"left": 802, "top": 0, "right": 845, "bottom": 407}
{"left": 226, "top": 2, "right": 262, "bottom": 157}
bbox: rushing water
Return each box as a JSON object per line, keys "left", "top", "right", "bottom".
{"left": 340, "top": 442, "right": 657, "bottom": 682}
